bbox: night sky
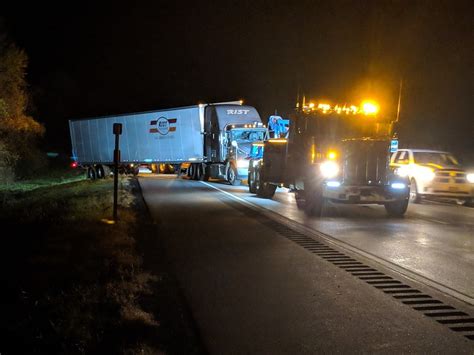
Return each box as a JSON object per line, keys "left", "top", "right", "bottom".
{"left": 2, "top": 1, "right": 473, "bottom": 162}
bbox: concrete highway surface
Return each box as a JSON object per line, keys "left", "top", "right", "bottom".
{"left": 139, "top": 174, "right": 474, "bottom": 353}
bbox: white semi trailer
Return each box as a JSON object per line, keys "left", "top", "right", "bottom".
{"left": 69, "top": 101, "right": 267, "bottom": 184}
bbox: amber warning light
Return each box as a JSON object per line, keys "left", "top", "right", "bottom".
{"left": 302, "top": 100, "right": 380, "bottom": 116}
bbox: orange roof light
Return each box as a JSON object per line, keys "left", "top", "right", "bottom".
{"left": 361, "top": 100, "right": 379, "bottom": 115}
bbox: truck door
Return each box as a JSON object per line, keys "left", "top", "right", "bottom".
{"left": 204, "top": 106, "right": 220, "bottom": 162}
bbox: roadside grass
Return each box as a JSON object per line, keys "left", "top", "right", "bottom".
{"left": 0, "top": 176, "right": 203, "bottom": 354}
{"left": 0, "top": 166, "right": 86, "bottom": 193}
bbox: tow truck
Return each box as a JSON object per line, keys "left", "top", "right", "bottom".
{"left": 247, "top": 100, "right": 410, "bottom": 217}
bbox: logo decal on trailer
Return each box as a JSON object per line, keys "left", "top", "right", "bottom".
{"left": 149, "top": 117, "right": 177, "bottom": 135}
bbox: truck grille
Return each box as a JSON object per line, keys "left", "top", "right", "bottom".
{"left": 434, "top": 170, "right": 467, "bottom": 184}
{"left": 341, "top": 139, "right": 390, "bottom": 185}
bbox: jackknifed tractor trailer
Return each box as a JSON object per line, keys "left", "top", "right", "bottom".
{"left": 69, "top": 101, "right": 267, "bottom": 184}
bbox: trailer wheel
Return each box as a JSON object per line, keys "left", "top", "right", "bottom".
{"left": 96, "top": 165, "right": 105, "bottom": 179}
{"left": 196, "top": 164, "right": 208, "bottom": 181}
{"left": 87, "top": 167, "right": 96, "bottom": 180}
{"left": 385, "top": 198, "right": 409, "bottom": 217}
{"left": 187, "top": 164, "right": 195, "bottom": 179}
{"left": 193, "top": 163, "right": 203, "bottom": 180}
{"left": 227, "top": 165, "right": 240, "bottom": 186}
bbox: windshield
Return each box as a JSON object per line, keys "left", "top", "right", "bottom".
{"left": 297, "top": 113, "right": 392, "bottom": 143}
{"left": 413, "top": 152, "right": 459, "bottom": 166}
{"left": 230, "top": 129, "right": 266, "bottom": 143}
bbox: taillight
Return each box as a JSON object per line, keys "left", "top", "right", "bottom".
{"left": 71, "top": 161, "right": 78, "bottom": 168}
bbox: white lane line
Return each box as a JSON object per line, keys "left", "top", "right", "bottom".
{"left": 199, "top": 181, "right": 251, "bottom": 204}
{"left": 199, "top": 180, "right": 474, "bottom": 306}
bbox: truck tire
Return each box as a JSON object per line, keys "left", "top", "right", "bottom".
{"left": 202, "top": 164, "right": 210, "bottom": 181}
{"left": 187, "top": 164, "right": 195, "bottom": 179}
{"left": 248, "top": 161, "right": 257, "bottom": 193}
{"left": 227, "top": 165, "right": 240, "bottom": 186}
{"left": 194, "top": 163, "right": 203, "bottom": 180}
{"left": 295, "top": 190, "right": 305, "bottom": 210}
{"left": 385, "top": 198, "right": 409, "bottom": 217}
{"left": 255, "top": 165, "right": 276, "bottom": 198}
{"left": 304, "top": 184, "right": 325, "bottom": 217}
{"left": 409, "top": 178, "right": 421, "bottom": 203}
{"left": 462, "top": 197, "right": 474, "bottom": 207}
{"left": 87, "top": 167, "right": 96, "bottom": 180}
{"left": 96, "top": 165, "right": 105, "bottom": 179}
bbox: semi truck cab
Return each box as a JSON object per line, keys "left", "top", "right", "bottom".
{"left": 202, "top": 104, "right": 267, "bottom": 184}
{"left": 223, "top": 125, "right": 267, "bottom": 181}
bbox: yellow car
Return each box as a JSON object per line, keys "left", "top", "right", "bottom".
{"left": 390, "top": 149, "right": 474, "bottom": 204}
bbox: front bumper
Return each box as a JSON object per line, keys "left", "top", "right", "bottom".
{"left": 323, "top": 184, "right": 409, "bottom": 204}
{"left": 418, "top": 181, "right": 474, "bottom": 199}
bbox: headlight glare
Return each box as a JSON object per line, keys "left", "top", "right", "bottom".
{"left": 395, "top": 166, "right": 409, "bottom": 177}
{"left": 415, "top": 166, "right": 435, "bottom": 182}
{"left": 237, "top": 159, "right": 249, "bottom": 168}
{"left": 391, "top": 182, "right": 406, "bottom": 189}
{"left": 320, "top": 161, "right": 339, "bottom": 178}
{"left": 467, "top": 173, "right": 474, "bottom": 183}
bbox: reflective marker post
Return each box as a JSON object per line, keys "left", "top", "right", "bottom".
{"left": 113, "top": 123, "right": 122, "bottom": 221}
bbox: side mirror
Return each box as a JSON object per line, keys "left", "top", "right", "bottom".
{"left": 231, "top": 140, "right": 238, "bottom": 147}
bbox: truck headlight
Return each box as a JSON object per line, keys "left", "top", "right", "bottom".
{"left": 320, "top": 161, "right": 339, "bottom": 178}
{"left": 237, "top": 159, "right": 249, "bottom": 168}
{"left": 390, "top": 182, "right": 406, "bottom": 190}
{"left": 467, "top": 173, "right": 474, "bottom": 183}
{"left": 395, "top": 166, "right": 409, "bottom": 177}
{"left": 415, "top": 166, "right": 435, "bottom": 182}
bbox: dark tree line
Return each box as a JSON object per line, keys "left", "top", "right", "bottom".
{"left": 0, "top": 32, "right": 44, "bottom": 181}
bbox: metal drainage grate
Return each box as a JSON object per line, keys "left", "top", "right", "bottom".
{"left": 224, "top": 199, "right": 474, "bottom": 342}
